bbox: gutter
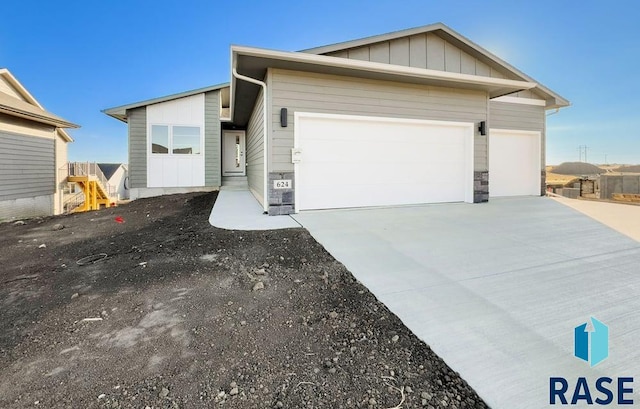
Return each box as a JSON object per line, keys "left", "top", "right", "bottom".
{"left": 231, "top": 68, "right": 269, "bottom": 213}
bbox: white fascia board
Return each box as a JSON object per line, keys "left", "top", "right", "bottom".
{"left": 102, "top": 83, "right": 230, "bottom": 121}
{"left": 0, "top": 68, "right": 44, "bottom": 109}
{"left": 57, "top": 128, "right": 73, "bottom": 142}
{"left": 232, "top": 45, "right": 536, "bottom": 91}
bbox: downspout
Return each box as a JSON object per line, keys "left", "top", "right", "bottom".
{"left": 232, "top": 68, "right": 268, "bottom": 213}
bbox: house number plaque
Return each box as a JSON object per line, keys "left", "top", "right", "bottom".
{"left": 273, "top": 180, "right": 292, "bottom": 189}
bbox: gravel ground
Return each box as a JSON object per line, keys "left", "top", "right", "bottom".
{"left": 0, "top": 192, "right": 488, "bottom": 408}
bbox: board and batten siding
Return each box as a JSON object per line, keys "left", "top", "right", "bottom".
{"left": 204, "top": 91, "right": 221, "bottom": 187}
{"left": 127, "top": 106, "right": 147, "bottom": 188}
{"left": 146, "top": 94, "right": 205, "bottom": 188}
{"left": 0, "top": 130, "right": 54, "bottom": 200}
{"left": 268, "top": 68, "right": 488, "bottom": 173}
{"left": 489, "top": 100, "right": 546, "bottom": 169}
{"left": 325, "top": 33, "right": 514, "bottom": 80}
{"left": 246, "top": 87, "right": 265, "bottom": 203}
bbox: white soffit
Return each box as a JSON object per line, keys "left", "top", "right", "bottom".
{"left": 492, "top": 96, "right": 546, "bottom": 106}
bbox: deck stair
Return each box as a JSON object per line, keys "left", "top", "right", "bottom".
{"left": 66, "top": 162, "right": 117, "bottom": 212}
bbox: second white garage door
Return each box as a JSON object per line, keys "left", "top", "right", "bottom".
{"left": 489, "top": 129, "right": 541, "bottom": 197}
{"left": 294, "top": 113, "right": 474, "bottom": 211}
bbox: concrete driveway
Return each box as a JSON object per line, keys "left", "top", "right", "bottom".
{"left": 292, "top": 197, "right": 640, "bottom": 408}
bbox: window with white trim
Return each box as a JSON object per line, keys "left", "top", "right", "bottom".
{"left": 150, "top": 125, "right": 201, "bottom": 155}
{"left": 151, "top": 125, "right": 169, "bottom": 154}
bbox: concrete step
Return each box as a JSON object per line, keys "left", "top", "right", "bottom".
{"left": 222, "top": 180, "right": 249, "bottom": 186}
{"left": 220, "top": 185, "right": 249, "bottom": 191}
{"left": 222, "top": 176, "right": 247, "bottom": 183}
{"left": 221, "top": 176, "right": 248, "bottom": 190}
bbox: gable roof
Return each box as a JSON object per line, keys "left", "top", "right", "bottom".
{"left": 0, "top": 69, "right": 78, "bottom": 141}
{"left": 231, "top": 24, "right": 568, "bottom": 125}
{"left": 300, "top": 23, "right": 569, "bottom": 109}
{"left": 301, "top": 23, "right": 449, "bottom": 55}
{"left": 97, "top": 163, "right": 124, "bottom": 180}
{"left": 103, "top": 83, "right": 230, "bottom": 122}
{"left": 231, "top": 44, "right": 536, "bottom": 124}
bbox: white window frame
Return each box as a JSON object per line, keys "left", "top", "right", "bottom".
{"left": 149, "top": 123, "right": 203, "bottom": 156}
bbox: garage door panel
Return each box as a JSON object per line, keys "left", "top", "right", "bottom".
{"left": 296, "top": 114, "right": 473, "bottom": 211}
{"left": 300, "top": 181, "right": 465, "bottom": 210}
{"left": 489, "top": 129, "right": 540, "bottom": 197}
{"left": 302, "top": 165, "right": 465, "bottom": 188}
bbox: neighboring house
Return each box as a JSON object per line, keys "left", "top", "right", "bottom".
{"left": 0, "top": 68, "right": 79, "bottom": 221}
{"left": 97, "top": 163, "right": 129, "bottom": 200}
{"left": 104, "top": 23, "right": 569, "bottom": 215}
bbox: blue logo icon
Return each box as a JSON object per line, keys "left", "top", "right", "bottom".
{"left": 574, "top": 317, "right": 608, "bottom": 367}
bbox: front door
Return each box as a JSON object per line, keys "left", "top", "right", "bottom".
{"left": 222, "top": 131, "right": 246, "bottom": 176}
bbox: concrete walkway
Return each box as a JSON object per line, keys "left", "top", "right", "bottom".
{"left": 552, "top": 196, "right": 640, "bottom": 242}
{"left": 291, "top": 197, "right": 640, "bottom": 408}
{"left": 209, "top": 190, "right": 300, "bottom": 230}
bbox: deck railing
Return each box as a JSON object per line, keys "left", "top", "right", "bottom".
{"left": 68, "top": 162, "right": 115, "bottom": 196}
{"left": 63, "top": 191, "right": 85, "bottom": 213}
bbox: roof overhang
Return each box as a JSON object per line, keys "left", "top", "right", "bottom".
{"left": 0, "top": 103, "right": 79, "bottom": 129}
{"left": 57, "top": 128, "right": 73, "bottom": 142}
{"left": 0, "top": 68, "right": 42, "bottom": 108}
{"left": 0, "top": 68, "right": 79, "bottom": 131}
{"left": 231, "top": 45, "right": 536, "bottom": 125}
{"left": 103, "top": 83, "right": 230, "bottom": 123}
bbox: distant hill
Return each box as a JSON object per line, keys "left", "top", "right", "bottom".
{"left": 614, "top": 165, "right": 640, "bottom": 173}
{"left": 551, "top": 162, "right": 605, "bottom": 175}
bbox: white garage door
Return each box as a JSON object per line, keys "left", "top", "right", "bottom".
{"left": 489, "top": 129, "right": 541, "bottom": 197}
{"left": 294, "top": 113, "right": 474, "bottom": 211}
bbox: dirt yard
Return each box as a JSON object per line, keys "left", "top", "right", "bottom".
{"left": 0, "top": 192, "right": 487, "bottom": 408}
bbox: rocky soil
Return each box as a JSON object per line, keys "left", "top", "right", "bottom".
{"left": 0, "top": 192, "right": 488, "bottom": 408}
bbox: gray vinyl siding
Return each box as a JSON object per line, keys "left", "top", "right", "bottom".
{"left": 326, "top": 32, "right": 515, "bottom": 80}
{"left": 269, "top": 68, "right": 488, "bottom": 173}
{"left": 204, "top": 91, "right": 221, "bottom": 187}
{"left": 490, "top": 101, "right": 545, "bottom": 132}
{"left": 0, "top": 131, "right": 54, "bottom": 200}
{"left": 127, "top": 107, "right": 147, "bottom": 188}
{"left": 489, "top": 101, "right": 546, "bottom": 168}
{"left": 246, "top": 87, "right": 265, "bottom": 202}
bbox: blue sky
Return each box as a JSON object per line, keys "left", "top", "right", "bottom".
{"left": 2, "top": 0, "right": 638, "bottom": 165}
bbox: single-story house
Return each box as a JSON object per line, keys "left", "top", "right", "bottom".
{"left": 104, "top": 23, "right": 569, "bottom": 215}
{"left": 0, "top": 68, "right": 79, "bottom": 221}
{"left": 97, "top": 163, "right": 129, "bottom": 200}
